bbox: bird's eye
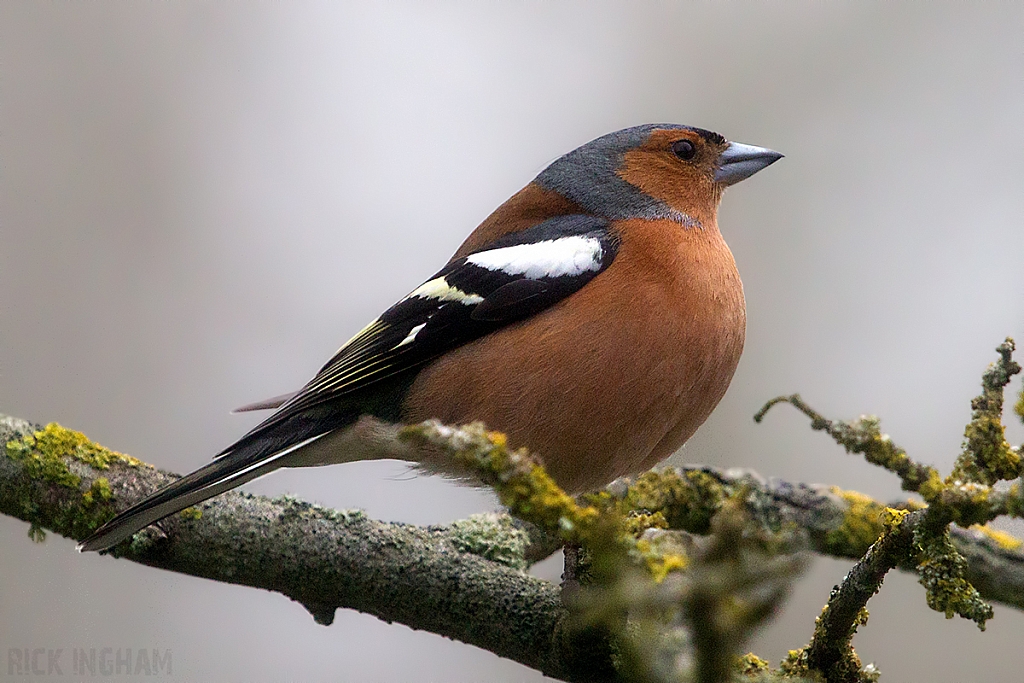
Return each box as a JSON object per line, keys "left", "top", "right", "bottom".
{"left": 671, "top": 139, "right": 697, "bottom": 161}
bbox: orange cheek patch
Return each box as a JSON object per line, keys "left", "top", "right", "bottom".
{"left": 618, "top": 149, "right": 718, "bottom": 227}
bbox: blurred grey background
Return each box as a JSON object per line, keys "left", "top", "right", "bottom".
{"left": 2, "top": 2, "right": 1023, "bottom": 681}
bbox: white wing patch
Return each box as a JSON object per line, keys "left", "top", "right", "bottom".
{"left": 466, "top": 236, "right": 604, "bottom": 278}
{"left": 406, "top": 277, "right": 485, "bottom": 305}
{"left": 393, "top": 322, "right": 426, "bottom": 350}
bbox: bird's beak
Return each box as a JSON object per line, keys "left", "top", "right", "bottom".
{"left": 714, "top": 142, "right": 783, "bottom": 186}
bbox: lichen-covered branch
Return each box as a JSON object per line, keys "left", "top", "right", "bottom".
{"left": 949, "top": 339, "right": 1021, "bottom": 485}
{"left": 757, "top": 338, "right": 1024, "bottom": 682}
{"left": 3, "top": 411, "right": 807, "bottom": 682}
{"left": 597, "top": 464, "right": 1024, "bottom": 613}
{"left": 0, "top": 414, "right": 614, "bottom": 683}
{"left": 754, "top": 394, "right": 941, "bottom": 495}
{"left": 799, "top": 508, "right": 921, "bottom": 683}
{"left": 6, "top": 335, "right": 1024, "bottom": 683}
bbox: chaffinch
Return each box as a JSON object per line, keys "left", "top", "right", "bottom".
{"left": 80, "top": 124, "right": 781, "bottom": 552}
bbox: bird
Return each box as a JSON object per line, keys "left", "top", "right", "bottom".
{"left": 79, "top": 123, "right": 782, "bottom": 552}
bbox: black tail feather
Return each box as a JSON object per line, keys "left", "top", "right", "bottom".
{"left": 76, "top": 406, "right": 356, "bottom": 552}
{"left": 78, "top": 389, "right": 395, "bottom": 552}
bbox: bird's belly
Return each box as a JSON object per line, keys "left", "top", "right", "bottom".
{"left": 402, "top": 230, "right": 745, "bottom": 493}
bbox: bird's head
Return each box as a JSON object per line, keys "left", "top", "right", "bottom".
{"left": 535, "top": 124, "right": 782, "bottom": 229}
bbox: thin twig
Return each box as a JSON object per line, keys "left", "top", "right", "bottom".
{"left": 755, "top": 394, "right": 939, "bottom": 493}
{"left": 804, "top": 509, "right": 922, "bottom": 683}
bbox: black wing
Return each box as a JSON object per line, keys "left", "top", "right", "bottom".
{"left": 220, "top": 214, "right": 618, "bottom": 454}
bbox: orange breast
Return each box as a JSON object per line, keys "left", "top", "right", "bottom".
{"left": 401, "top": 217, "right": 745, "bottom": 493}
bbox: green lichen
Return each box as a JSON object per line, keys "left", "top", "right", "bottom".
{"left": 316, "top": 507, "right": 365, "bottom": 523}
{"left": 622, "top": 510, "right": 668, "bottom": 537}
{"left": 916, "top": 471, "right": 947, "bottom": 504}
{"left": 933, "top": 481, "right": 996, "bottom": 528}
{"left": 779, "top": 649, "right": 820, "bottom": 681}
{"left": 757, "top": 340, "right": 1024, "bottom": 677}
{"left": 805, "top": 506, "right": 900, "bottom": 683}
{"left": 1002, "top": 481, "right": 1024, "bottom": 519}
{"left": 832, "top": 415, "right": 940, "bottom": 494}
{"left": 803, "top": 590, "right": 874, "bottom": 683}
{"left": 914, "top": 525, "right": 993, "bottom": 629}
{"left": 757, "top": 396, "right": 940, "bottom": 495}
{"left": 62, "top": 477, "right": 118, "bottom": 540}
{"left": 957, "top": 415, "right": 1019, "bottom": 484}
{"left": 445, "top": 513, "right": 529, "bottom": 570}
{"left": 782, "top": 636, "right": 878, "bottom": 683}
{"left": 271, "top": 494, "right": 365, "bottom": 525}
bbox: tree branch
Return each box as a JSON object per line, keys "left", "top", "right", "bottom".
{"left": 605, "top": 464, "right": 1024, "bottom": 613}
{"left": 5, "top": 409, "right": 1024, "bottom": 681}
{"left": 0, "top": 414, "right": 614, "bottom": 683}
{"left": 803, "top": 508, "right": 922, "bottom": 683}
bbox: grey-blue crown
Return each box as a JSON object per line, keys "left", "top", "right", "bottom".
{"left": 535, "top": 124, "right": 707, "bottom": 227}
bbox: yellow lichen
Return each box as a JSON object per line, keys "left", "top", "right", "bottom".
{"left": 494, "top": 463, "right": 603, "bottom": 542}
{"left": 622, "top": 468, "right": 724, "bottom": 533}
{"left": 623, "top": 511, "right": 668, "bottom": 536}
{"left": 881, "top": 507, "right": 909, "bottom": 529}
{"left": 4, "top": 424, "right": 138, "bottom": 541}
{"left": 6, "top": 423, "right": 144, "bottom": 490}
{"left": 649, "top": 553, "right": 687, "bottom": 583}
{"left": 7, "top": 429, "right": 80, "bottom": 489}
{"left": 823, "top": 488, "right": 886, "bottom": 557}
{"left": 969, "top": 524, "right": 1023, "bottom": 551}
{"left": 81, "top": 477, "right": 113, "bottom": 507}
{"left": 401, "top": 422, "right": 606, "bottom": 544}
{"left": 736, "top": 652, "right": 770, "bottom": 677}
{"left": 916, "top": 471, "right": 946, "bottom": 503}
{"left": 635, "top": 537, "right": 689, "bottom": 583}
{"left": 180, "top": 507, "right": 203, "bottom": 521}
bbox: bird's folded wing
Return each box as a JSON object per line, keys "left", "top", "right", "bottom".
{"left": 219, "top": 214, "right": 618, "bottom": 456}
